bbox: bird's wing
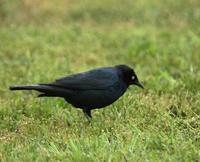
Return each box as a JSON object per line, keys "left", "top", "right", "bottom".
{"left": 46, "top": 67, "right": 119, "bottom": 90}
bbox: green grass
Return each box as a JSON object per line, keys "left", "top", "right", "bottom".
{"left": 0, "top": 0, "right": 200, "bottom": 161}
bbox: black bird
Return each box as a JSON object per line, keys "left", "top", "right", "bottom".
{"left": 10, "top": 64, "right": 143, "bottom": 119}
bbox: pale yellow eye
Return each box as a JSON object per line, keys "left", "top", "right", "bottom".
{"left": 131, "top": 76, "right": 135, "bottom": 80}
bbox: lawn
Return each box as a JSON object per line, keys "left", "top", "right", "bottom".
{"left": 0, "top": 0, "right": 200, "bottom": 161}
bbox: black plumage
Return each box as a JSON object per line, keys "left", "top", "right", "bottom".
{"left": 10, "top": 64, "right": 143, "bottom": 118}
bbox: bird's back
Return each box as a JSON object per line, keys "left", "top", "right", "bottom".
{"left": 51, "top": 67, "right": 120, "bottom": 90}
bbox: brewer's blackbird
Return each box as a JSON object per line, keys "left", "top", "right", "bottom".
{"left": 10, "top": 64, "right": 143, "bottom": 119}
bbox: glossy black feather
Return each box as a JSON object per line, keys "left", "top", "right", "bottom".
{"left": 44, "top": 67, "right": 119, "bottom": 90}
{"left": 10, "top": 64, "right": 143, "bottom": 119}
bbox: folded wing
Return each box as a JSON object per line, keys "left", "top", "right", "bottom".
{"left": 42, "top": 67, "right": 119, "bottom": 90}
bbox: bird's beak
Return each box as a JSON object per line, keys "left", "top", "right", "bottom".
{"left": 134, "top": 80, "right": 144, "bottom": 89}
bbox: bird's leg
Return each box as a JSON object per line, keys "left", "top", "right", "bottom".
{"left": 83, "top": 108, "right": 92, "bottom": 122}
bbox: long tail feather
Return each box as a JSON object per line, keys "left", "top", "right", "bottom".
{"left": 10, "top": 85, "right": 40, "bottom": 91}
{"left": 9, "top": 84, "right": 71, "bottom": 97}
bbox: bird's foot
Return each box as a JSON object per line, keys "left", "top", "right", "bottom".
{"left": 83, "top": 108, "right": 92, "bottom": 123}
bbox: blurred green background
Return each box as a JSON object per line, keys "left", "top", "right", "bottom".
{"left": 0, "top": 0, "right": 200, "bottom": 161}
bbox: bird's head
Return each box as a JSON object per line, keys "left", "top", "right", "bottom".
{"left": 116, "top": 64, "right": 144, "bottom": 89}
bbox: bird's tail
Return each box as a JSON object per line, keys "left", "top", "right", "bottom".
{"left": 10, "top": 85, "right": 39, "bottom": 91}
{"left": 9, "top": 84, "right": 70, "bottom": 97}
